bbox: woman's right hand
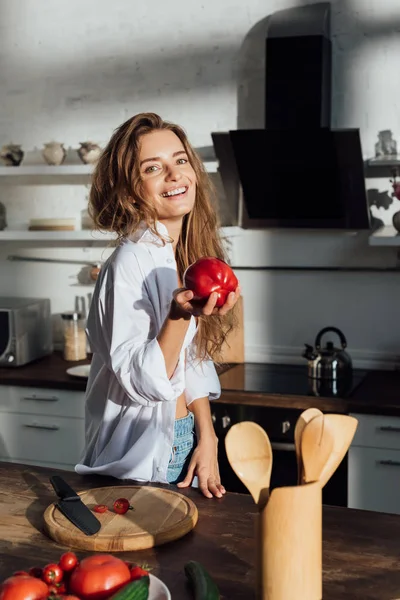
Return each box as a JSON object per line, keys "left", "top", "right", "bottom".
{"left": 170, "top": 285, "right": 240, "bottom": 319}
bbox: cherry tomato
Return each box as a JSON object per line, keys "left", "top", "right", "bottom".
{"left": 129, "top": 565, "right": 149, "bottom": 581}
{"left": 47, "top": 583, "right": 59, "bottom": 595}
{"left": 28, "top": 567, "right": 43, "bottom": 579}
{"left": 42, "top": 563, "right": 63, "bottom": 585}
{"left": 59, "top": 551, "right": 79, "bottom": 572}
{"left": 0, "top": 575, "right": 48, "bottom": 600}
{"left": 69, "top": 554, "right": 130, "bottom": 600}
{"left": 183, "top": 257, "right": 238, "bottom": 308}
{"left": 93, "top": 504, "right": 108, "bottom": 514}
{"left": 113, "top": 498, "right": 133, "bottom": 515}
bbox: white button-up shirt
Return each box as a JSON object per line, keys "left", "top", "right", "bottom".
{"left": 75, "top": 221, "right": 221, "bottom": 483}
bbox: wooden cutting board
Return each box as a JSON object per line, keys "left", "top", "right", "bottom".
{"left": 43, "top": 486, "right": 198, "bottom": 552}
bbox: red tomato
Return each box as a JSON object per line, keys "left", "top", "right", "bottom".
{"left": 59, "top": 551, "right": 79, "bottom": 572}
{"left": 42, "top": 563, "right": 63, "bottom": 584}
{"left": 93, "top": 504, "right": 108, "bottom": 514}
{"left": 0, "top": 575, "right": 48, "bottom": 600}
{"left": 183, "top": 257, "right": 238, "bottom": 308}
{"left": 113, "top": 498, "right": 132, "bottom": 515}
{"left": 129, "top": 565, "right": 149, "bottom": 581}
{"left": 69, "top": 554, "right": 131, "bottom": 600}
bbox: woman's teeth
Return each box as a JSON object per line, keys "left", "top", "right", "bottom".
{"left": 161, "top": 186, "right": 187, "bottom": 198}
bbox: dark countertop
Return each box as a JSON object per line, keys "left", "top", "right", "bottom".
{"left": 1, "top": 352, "right": 400, "bottom": 416}
{"left": 2, "top": 461, "right": 400, "bottom": 599}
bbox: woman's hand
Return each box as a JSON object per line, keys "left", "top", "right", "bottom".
{"left": 177, "top": 434, "right": 226, "bottom": 499}
{"left": 170, "top": 285, "right": 241, "bottom": 319}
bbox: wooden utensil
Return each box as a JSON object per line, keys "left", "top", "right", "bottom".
{"left": 225, "top": 421, "right": 272, "bottom": 509}
{"left": 43, "top": 486, "right": 198, "bottom": 552}
{"left": 301, "top": 414, "right": 334, "bottom": 484}
{"left": 258, "top": 481, "right": 322, "bottom": 600}
{"left": 318, "top": 414, "right": 358, "bottom": 487}
{"left": 294, "top": 408, "right": 323, "bottom": 484}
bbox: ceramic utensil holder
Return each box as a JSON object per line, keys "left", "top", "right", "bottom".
{"left": 256, "top": 481, "right": 322, "bottom": 600}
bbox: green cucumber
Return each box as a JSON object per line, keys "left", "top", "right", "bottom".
{"left": 110, "top": 575, "right": 150, "bottom": 600}
{"left": 184, "top": 560, "right": 220, "bottom": 600}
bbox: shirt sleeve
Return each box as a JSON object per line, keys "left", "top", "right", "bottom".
{"left": 90, "top": 248, "right": 185, "bottom": 407}
{"left": 184, "top": 351, "right": 222, "bottom": 406}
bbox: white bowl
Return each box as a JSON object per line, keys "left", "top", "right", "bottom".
{"left": 149, "top": 574, "right": 171, "bottom": 600}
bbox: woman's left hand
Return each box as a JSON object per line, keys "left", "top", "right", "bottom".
{"left": 177, "top": 435, "right": 226, "bottom": 499}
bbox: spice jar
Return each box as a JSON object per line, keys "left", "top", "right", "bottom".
{"left": 61, "top": 311, "right": 87, "bottom": 361}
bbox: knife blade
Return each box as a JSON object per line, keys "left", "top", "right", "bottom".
{"left": 50, "top": 475, "right": 101, "bottom": 536}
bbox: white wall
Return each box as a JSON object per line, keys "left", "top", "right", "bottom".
{"left": 0, "top": 0, "right": 400, "bottom": 368}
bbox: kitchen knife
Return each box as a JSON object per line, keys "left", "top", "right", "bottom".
{"left": 49, "top": 475, "right": 101, "bottom": 536}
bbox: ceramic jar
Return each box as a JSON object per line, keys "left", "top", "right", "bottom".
{"left": 77, "top": 142, "right": 102, "bottom": 165}
{"left": 42, "top": 142, "right": 67, "bottom": 166}
{"left": 0, "top": 144, "right": 24, "bottom": 166}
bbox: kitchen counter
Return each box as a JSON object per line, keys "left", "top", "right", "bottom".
{"left": 1, "top": 462, "right": 400, "bottom": 598}
{"left": 2, "top": 352, "right": 400, "bottom": 416}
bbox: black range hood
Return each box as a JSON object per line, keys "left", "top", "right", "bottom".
{"left": 212, "top": 3, "right": 370, "bottom": 230}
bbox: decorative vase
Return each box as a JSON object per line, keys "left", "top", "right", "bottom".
{"left": 0, "top": 202, "right": 6, "bottom": 230}
{"left": 42, "top": 142, "right": 67, "bottom": 166}
{"left": 77, "top": 142, "right": 102, "bottom": 165}
{"left": 392, "top": 211, "right": 400, "bottom": 233}
{"left": 0, "top": 144, "right": 24, "bottom": 166}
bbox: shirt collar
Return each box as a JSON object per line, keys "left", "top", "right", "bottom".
{"left": 128, "top": 221, "right": 171, "bottom": 246}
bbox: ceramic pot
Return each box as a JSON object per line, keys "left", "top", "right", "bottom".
{"left": 77, "top": 142, "right": 102, "bottom": 165}
{"left": 393, "top": 211, "right": 400, "bottom": 233}
{"left": 0, "top": 144, "right": 24, "bottom": 166}
{"left": 42, "top": 142, "right": 66, "bottom": 166}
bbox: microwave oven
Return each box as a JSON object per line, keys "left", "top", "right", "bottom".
{"left": 0, "top": 297, "right": 53, "bottom": 367}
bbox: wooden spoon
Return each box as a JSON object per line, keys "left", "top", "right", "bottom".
{"left": 225, "top": 421, "right": 272, "bottom": 509}
{"left": 294, "top": 408, "right": 323, "bottom": 484}
{"left": 318, "top": 414, "right": 358, "bottom": 487}
{"left": 301, "top": 414, "right": 334, "bottom": 484}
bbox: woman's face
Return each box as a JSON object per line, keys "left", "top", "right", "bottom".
{"left": 138, "top": 129, "right": 197, "bottom": 226}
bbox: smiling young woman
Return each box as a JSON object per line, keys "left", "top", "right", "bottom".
{"left": 75, "top": 113, "right": 240, "bottom": 499}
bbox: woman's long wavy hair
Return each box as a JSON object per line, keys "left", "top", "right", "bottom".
{"left": 89, "top": 112, "right": 237, "bottom": 362}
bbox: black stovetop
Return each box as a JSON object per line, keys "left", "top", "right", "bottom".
{"left": 221, "top": 363, "right": 368, "bottom": 399}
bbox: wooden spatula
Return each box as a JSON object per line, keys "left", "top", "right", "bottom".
{"left": 318, "top": 414, "right": 358, "bottom": 487}
{"left": 294, "top": 408, "right": 323, "bottom": 484}
{"left": 225, "top": 421, "right": 273, "bottom": 509}
{"left": 301, "top": 414, "right": 334, "bottom": 484}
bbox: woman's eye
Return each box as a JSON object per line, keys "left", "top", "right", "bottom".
{"left": 144, "top": 165, "right": 158, "bottom": 173}
{"left": 177, "top": 158, "right": 187, "bottom": 164}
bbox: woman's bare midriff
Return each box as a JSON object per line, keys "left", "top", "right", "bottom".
{"left": 175, "top": 392, "right": 188, "bottom": 419}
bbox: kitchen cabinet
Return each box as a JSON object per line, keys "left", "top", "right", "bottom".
{"left": 348, "top": 413, "right": 400, "bottom": 514}
{"left": 0, "top": 385, "right": 85, "bottom": 471}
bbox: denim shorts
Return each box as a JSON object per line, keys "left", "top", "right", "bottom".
{"left": 166, "top": 412, "right": 195, "bottom": 484}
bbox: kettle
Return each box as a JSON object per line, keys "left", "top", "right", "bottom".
{"left": 303, "top": 327, "right": 353, "bottom": 381}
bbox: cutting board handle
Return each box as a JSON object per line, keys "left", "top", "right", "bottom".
{"left": 256, "top": 481, "right": 322, "bottom": 600}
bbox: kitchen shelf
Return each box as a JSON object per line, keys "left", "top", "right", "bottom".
{"left": 365, "top": 157, "right": 400, "bottom": 178}
{"left": 0, "top": 225, "right": 240, "bottom": 244}
{"left": 368, "top": 225, "right": 400, "bottom": 246}
{"left": 0, "top": 161, "right": 219, "bottom": 184}
{"left": 0, "top": 230, "right": 116, "bottom": 242}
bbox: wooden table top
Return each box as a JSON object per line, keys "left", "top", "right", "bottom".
{"left": 1, "top": 462, "right": 400, "bottom": 598}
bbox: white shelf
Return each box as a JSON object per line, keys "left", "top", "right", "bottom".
{"left": 0, "top": 230, "right": 116, "bottom": 242}
{"left": 369, "top": 225, "right": 400, "bottom": 246}
{"left": 0, "top": 161, "right": 219, "bottom": 182}
{"left": 0, "top": 225, "right": 240, "bottom": 244}
{"left": 0, "top": 165, "right": 93, "bottom": 176}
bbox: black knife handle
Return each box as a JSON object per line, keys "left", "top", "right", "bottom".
{"left": 50, "top": 475, "right": 80, "bottom": 501}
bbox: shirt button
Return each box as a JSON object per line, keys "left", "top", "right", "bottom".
{"left": 166, "top": 258, "right": 173, "bottom": 264}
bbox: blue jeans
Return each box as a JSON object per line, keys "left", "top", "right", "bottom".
{"left": 166, "top": 412, "right": 195, "bottom": 484}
